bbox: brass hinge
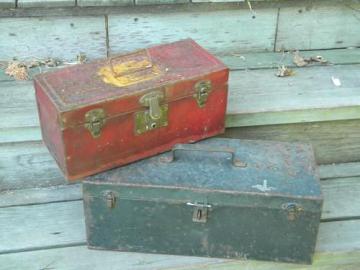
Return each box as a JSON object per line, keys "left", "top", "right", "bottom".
{"left": 84, "top": 108, "right": 106, "bottom": 138}
{"left": 194, "top": 80, "right": 212, "bottom": 108}
{"left": 282, "top": 202, "right": 304, "bottom": 221}
{"left": 187, "top": 202, "right": 212, "bottom": 223}
{"left": 135, "top": 90, "right": 168, "bottom": 135}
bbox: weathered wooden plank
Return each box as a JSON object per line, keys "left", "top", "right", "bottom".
{"left": 0, "top": 184, "right": 81, "bottom": 208}
{"left": 17, "top": 0, "right": 75, "bottom": 8}
{"left": 0, "top": 127, "right": 41, "bottom": 144}
{"left": 135, "top": 0, "right": 188, "bottom": 4}
{"left": 317, "top": 220, "right": 360, "bottom": 252}
{"left": 224, "top": 119, "right": 360, "bottom": 165}
{"left": 172, "top": 251, "right": 360, "bottom": 270}
{"left": 0, "top": 17, "right": 106, "bottom": 61}
{"left": 108, "top": 8, "right": 278, "bottom": 56}
{"left": 0, "top": 198, "right": 359, "bottom": 259}
{"left": 0, "top": 0, "right": 15, "bottom": 8}
{"left": 193, "top": 0, "right": 241, "bottom": 2}
{"left": 1, "top": 247, "right": 360, "bottom": 270}
{"left": 77, "top": 0, "right": 132, "bottom": 7}
{"left": 0, "top": 141, "right": 65, "bottom": 191}
{"left": 0, "top": 201, "right": 85, "bottom": 254}
{"left": 2, "top": 122, "right": 360, "bottom": 183}
{"left": 319, "top": 162, "right": 360, "bottom": 180}
{"left": 226, "top": 64, "right": 360, "bottom": 127}
{"left": 222, "top": 48, "right": 360, "bottom": 70}
{"left": 2, "top": 48, "right": 359, "bottom": 82}
{"left": 0, "top": 81, "right": 38, "bottom": 129}
{"left": 0, "top": 132, "right": 356, "bottom": 191}
{"left": 321, "top": 177, "right": 360, "bottom": 221}
{"left": 0, "top": 245, "right": 222, "bottom": 270}
{"left": 1, "top": 173, "right": 359, "bottom": 221}
{"left": 2, "top": 63, "right": 360, "bottom": 141}
{"left": 276, "top": 4, "right": 360, "bottom": 51}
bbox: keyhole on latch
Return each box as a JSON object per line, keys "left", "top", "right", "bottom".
{"left": 197, "top": 209, "right": 202, "bottom": 220}
{"left": 151, "top": 123, "right": 157, "bottom": 129}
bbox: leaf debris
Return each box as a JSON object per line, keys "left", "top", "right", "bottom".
{"left": 276, "top": 65, "right": 294, "bottom": 77}
{"left": 5, "top": 62, "right": 29, "bottom": 80}
{"left": 293, "top": 51, "right": 328, "bottom": 67}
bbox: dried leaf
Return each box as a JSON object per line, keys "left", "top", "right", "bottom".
{"left": 276, "top": 65, "right": 294, "bottom": 77}
{"left": 77, "top": 53, "right": 87, "bottom": 64}
{"left": 293, "top": 51, "right": 328, "bottom": 67}
{"left": 5, "top": 62, "right": 29, "bottom": 80}
{"left": 44, "top": 58, "right": 62, "bottom": 67}
{"left": 310, "top": 55, "right": 328, "bottom": 64}
{"left": 293, "top": 51, "right": 308, "bottom": 67}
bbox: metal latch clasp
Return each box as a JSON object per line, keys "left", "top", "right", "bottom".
{"left": 194, "top": 80, "right": 212, "bottom": 107}
{"left": 139, "top": 91, "right": 164, "bottom": 120}
{"left": 282, "top": 202, "right": 304, "bottom": 221}
{"left": 187, "top": 202, "right": 212, "bottom": 223}
{"left": 135, "top": 90, "right": 168, "bottom": 135}
{"left": 105, "top": 191, "right": 116, "bottom": 208}
{"left": 84, "top": 108, "right": 106, "bottom": 138}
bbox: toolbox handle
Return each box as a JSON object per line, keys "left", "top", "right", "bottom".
{"left": 160, "top": 144, "right": 247, "bottom": 167}
{"left": 109, "top": 49, "right": 153, "bottom": 78}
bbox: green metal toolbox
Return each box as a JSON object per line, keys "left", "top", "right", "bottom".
{"left": 83, "top": 138, "right": 323, "bottom": 264}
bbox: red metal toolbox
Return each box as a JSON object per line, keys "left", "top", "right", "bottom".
{"left": 34, "top": 39, "right": 229, "bottom": 180}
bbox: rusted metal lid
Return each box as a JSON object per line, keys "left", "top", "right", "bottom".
{"left": 34, "top": 39, "right": 227, "bottom": 113}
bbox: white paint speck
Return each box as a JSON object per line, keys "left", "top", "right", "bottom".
{"left": 252, "top": 180, "right": 276, "bottom": 192}
{"left": 331, "top": 76, "right": 341, "bottom": 87}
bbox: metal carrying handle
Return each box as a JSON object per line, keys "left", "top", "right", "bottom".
{"left": 109, "top": 49, "right": 153, "bottom": 78}
{"left": 160, "top": 144, "right": 247, "bottom": 167}
{"left": 186, "top": 202, "right": 212, "bottom": 208}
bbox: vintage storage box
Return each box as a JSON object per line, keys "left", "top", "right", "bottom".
{"left": 83, "top": 138, "right": 323, "bottom": 264}
{"left": 34, "top": 39, "right": 228, "bottom": 180}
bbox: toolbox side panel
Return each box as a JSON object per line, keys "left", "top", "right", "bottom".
{"left": 63, "top": 70, "right": 228, "bottom": 180}
{"left": 34, "top": 79, "right": 66, "bottom": 175}
{"left": 84, "top": 187, "right": 321, "bottom": 264}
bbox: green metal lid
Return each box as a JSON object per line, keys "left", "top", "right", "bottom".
{"left": 84, "top": 138, "right": 321, "bottom": 200}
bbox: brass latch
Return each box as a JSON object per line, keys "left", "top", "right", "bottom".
{"left": 135, "top": 90, "right": 168, "bottom": 135}
{"left": 194, "top": 80, "right": 212, "bottom": 107}
{"left": 105, "top": 191, "right": 116, "bottom": 208}
{"left": 187, "top": 202, "right": 212, "bottom": 223}
{"left": 282, "top": 202, "right": 304, "bottom": 221}
{"left": 84, "top": 108, "right": 106, "bottom": 138}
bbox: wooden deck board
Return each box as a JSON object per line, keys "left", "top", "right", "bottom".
{"left": 224, "top": 119, "right": 360, "bottom": 165}
{"left": 1, "top": 248, "right": 360, "bottom": 270}
{"left": 276, "top": 4, "right": 360, "bottom": 51}
{"left": 0, "top": 201, "right": 85, "bottom": 254}
{"left": 0, "top": 184, "right": 81, "bottom": 208}
{"left": 319, "top": 162, "right": 360, "bottom": 180}
{"left": 226, "top": 64, "right": 360, "bottom": 126}
{"left": 2, "top": 175, "right": 360, "bottom": 221}
{"left": 1, "top": 60, "right": 360, "bottom": 142}
{"left": 108, "top": 8, "right": 278, "bottom": 56}
{"left": 0, "top": 17, "right": 106, "bottom": 61}
{"left": 2, "top": 48, "right": 359, "bottom": 82}
{"left": 0, "top": 198, "right": 359, "bottom": 266}
{"left": 221, "top": 48, "right": 360, "bottom": 70}
{"left": 3, "top": 129, "right": 360, "bottom": 191}
{"left": 0, "top": 141, "right": 65, "bottom": 191}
